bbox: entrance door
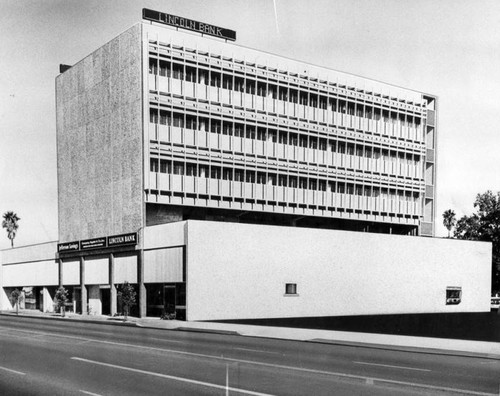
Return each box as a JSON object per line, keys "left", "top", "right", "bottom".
{"left": 101, "top": 288, "right": 110, "bottom": 315}
{"left": 164, "top": 286, "right": 176, "bottom": 315}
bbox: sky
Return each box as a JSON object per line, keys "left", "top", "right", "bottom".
{"left": 1, "top": 0, "right": 499, "bottom": 249}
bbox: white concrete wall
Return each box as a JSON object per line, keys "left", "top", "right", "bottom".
{"left": 1, "top": 242, "right": 59, "bottom": 310}
{"left": 62, "top": 260, "right": 80, "bottom": 285}
{"left": 186, "top": 221, "right": 491, "bottom": 321}
{"left": 2, "top": 260, "right": 58, "bottom": 287}
{"left": 114, "top": 254, "right": 138, "bottom": 284}
{"left": 85, "top": 257, "right": 109, "bottom": 285}
{"left": 0, "top": 286, "right": 10, "bottom": 311}
{"left": 144, "top": 221, "right": 187, "bottom": 250}
{"left": 144, "top": 247, "right": 183, "bottom": 283}
{"left": 1, "top": 242, "right": 58, "bottom": 265}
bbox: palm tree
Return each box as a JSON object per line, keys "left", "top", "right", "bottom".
{"left": 2, "top": 211, "right": 21, "bottom": 247}
{"left": 442, "top": 209, "right": 456, "bottom": 238}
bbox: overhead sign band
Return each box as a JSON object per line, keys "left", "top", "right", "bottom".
{"left": 57, "top": 232, "right": 138, "bottom": 252}
{"left": 142, "top": 8, "right": 236, "bottom": 42}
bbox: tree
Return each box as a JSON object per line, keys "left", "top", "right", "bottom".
{"left": 117, "top": 282, "right": 137, "bottom": 321}
{"left": 453, "top": 191, "right": 500, "bottom": 293}
{"left": 442, "top": 209, "right": 456, "bottom": 238}
{"left": 10, "top": 289, "right": 23, "bottom": 315}
{"left": 2, "top": 211, "right": 21, "bottom": 248}
{"left": 54, "top": 286, "right": 69, "bottom": 317}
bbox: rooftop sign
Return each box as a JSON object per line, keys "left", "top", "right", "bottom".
{"left": 142, "top": 8, "right": 236, "bottom": 42}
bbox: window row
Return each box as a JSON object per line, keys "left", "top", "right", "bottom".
{"left": 148, "top": 59, "right": 422, "bottom": 128}
{"left": 149, "top": 111, "right": 421, "bottom": 163}
{"left": 149, "top": 159, "right": 420, "bottom": 200}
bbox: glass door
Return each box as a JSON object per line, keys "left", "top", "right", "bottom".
{"left": 164, "top": 285, "right": 176, "bottom": 315}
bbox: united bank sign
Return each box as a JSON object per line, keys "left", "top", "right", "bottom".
{"left": 142, "top": 8, "right": 236, "bottom": 41}
{"left": 58, "top": 232, "right": 138, "bottom": 253}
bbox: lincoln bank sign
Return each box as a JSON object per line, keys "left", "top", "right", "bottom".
{"left": 142, "top": 8, "right": 236, "bottom": 41}
{"left": 58, "top": 232, "right": 138, "bottom": 253}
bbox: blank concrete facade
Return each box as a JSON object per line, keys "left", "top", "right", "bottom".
{"left": 149, "top": 221, "right": 491, "bottom": 321}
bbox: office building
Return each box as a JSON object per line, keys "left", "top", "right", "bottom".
{"left": 0, "top": 10, "right": 490, "bottom": 319}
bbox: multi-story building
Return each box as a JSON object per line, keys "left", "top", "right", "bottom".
{"left": 57, "top": 10, "right": 437, "bottom": 240}
{"left": 1, "top": 10, "right": 489, "bottom": 320}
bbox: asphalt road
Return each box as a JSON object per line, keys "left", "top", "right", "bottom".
{"left": 0, "top": 316, "right": 498, "bottom": 395}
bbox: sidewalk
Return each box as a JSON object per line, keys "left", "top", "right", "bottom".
{"left": 3, "top": 310, "right": 500, "bottom": 359}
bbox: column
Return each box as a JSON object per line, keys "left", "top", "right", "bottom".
{"left": 80, "top": 256, "right": 87, "bottom": 315}
{"left": 42, "top": 287, "right": 54, "bottom": 313}
{"left": 58, "top": 258, "right": 63, "bottom": 287}
{"left": 138, "top": 250, "right": 146, "bottom": 318}
{"left": 109, "top": 253, "right": 117, "bottom": 316}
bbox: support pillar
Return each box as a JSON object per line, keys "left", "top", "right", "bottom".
{"left": 80, "top": 256, "right": 87, "bottom": 315}
{"left": 138, "top": 250, "right": 146, "bottom": 318}
{"left": 110, "top": 253, "right": 117, "bottom": 316}
{"left": 58, "top": 258, "right": 63, "bottom": 287}
{"left": 42, "top": 287, "right": 54, "bottom": 313}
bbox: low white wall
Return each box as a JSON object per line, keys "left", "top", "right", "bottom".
{"left": 186, "top": 221, "right": 491, "bottom": 321}
{"left": 2, "top": 260, "right": 58, "bottom": 287}
{"left": 1, "top": 242, "right": 58, "bottom": 265}
{"left": 1, "top": 243, "right": 59, "bottom": 308}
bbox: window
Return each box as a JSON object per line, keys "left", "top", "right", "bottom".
{"left": 285, "top": 283, "right": 298, "bottom": 295}
{"left": 149, "top": 59, "right": 157, "bottom": 75}
{"left": 150, "top": 159, "right": 158, "bottom": 172}
{"left": 446, "top": 287, "right": 462, "bottom": 305}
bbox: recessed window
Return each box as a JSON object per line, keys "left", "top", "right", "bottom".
{"left": 285, "top": 283, "right": 298, "bottom": 296}
{"left": 446, "top": 287, "right": 462, "bottom": 305}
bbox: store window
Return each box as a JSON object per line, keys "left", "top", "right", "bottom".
{"left": 285, "top": 283, "right": 298, "bottom": 296}
{"left": 446, "top": 287, "right": 462, "bottom": 305}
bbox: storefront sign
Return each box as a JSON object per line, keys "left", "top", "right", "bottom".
{"left": 108, "top": 232, "right": 138, "bottom": 247}
{"left": 142, "top": 8, "right": 236, "bottom": 42}
{"left": 58, "top": 233, "right": 138, "bottom": 253}
{"left": 80, "top": 237, "right": 106, "bottom": 250}
{"left": 58, "top": 241, "right": 80, "bottom": 252}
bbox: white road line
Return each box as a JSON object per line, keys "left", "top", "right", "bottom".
{"left": 353, "top": 361, "right": 431, "bottom": 372}
{"left": 0, "top": 365, "right": 25, "bottom": 375}
{"left": 80, "top": 391, "right": 103, "bottom": 396}
{"left": 234, "top": 347, "right": 280, "bottom": 355}
{"left": 71, "top": 357, "right": 274, "bottom": 396}
{"left": 147, "top": 337, "right": 186, "bottom": 344}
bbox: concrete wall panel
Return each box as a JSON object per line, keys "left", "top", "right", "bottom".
{"left": 144, "top": 221, "right": 187, "bottom": 250}
{"left": 85, "top": 257, "right": 109, "bottom": 285}
{"left": 186, "top": 221, "right": 491, "bottom": 321}
{"left": 56, "top": 24, "right": 143, "bottom": 243}
{"left": 144, "top": 247, "right": 183, "bottom": 283}
{"left": 1, "top": 242, "right": 58, "bottom": 265}
{"left": 62, "top": 260, "right": 80, "bottom": 286}
{"left": 114, "top": 254, "right": 138, "bottom": 284}
{"left": 2, "top": 260, "right": 58, "bottom": 287}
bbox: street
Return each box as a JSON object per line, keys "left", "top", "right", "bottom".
{"left": 0, "top": 316, "right": 498, "bottom": 395}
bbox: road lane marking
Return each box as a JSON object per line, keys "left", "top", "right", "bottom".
{"left": 0, "top": 365, "right": 25, "bottom": 375}
{"left": 353, "top": 361, "right": 431, "bottom": 372}
{"left": 147, "top": 337, "right": 186, "bottom": 344}
{"left": 71, "top": 357, "right": 274, "bottom": 396}
{"left": 2, "top": 328, "right": 496, "bottom": 396}
{"left": 234, "top": 347, "right": 280, "bottom": 355}
{"left": 80, "top": 391, "right": 103, "bottom": 396}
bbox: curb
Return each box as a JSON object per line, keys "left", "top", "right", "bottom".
{"left": 176, "top": 326, "right": 240, "bottom": 336}
{"left": 0, "top": 312, "right": 139, "bottom": 328}
{"left": 306, "top": 338, "right": 500, "bottom": 361}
